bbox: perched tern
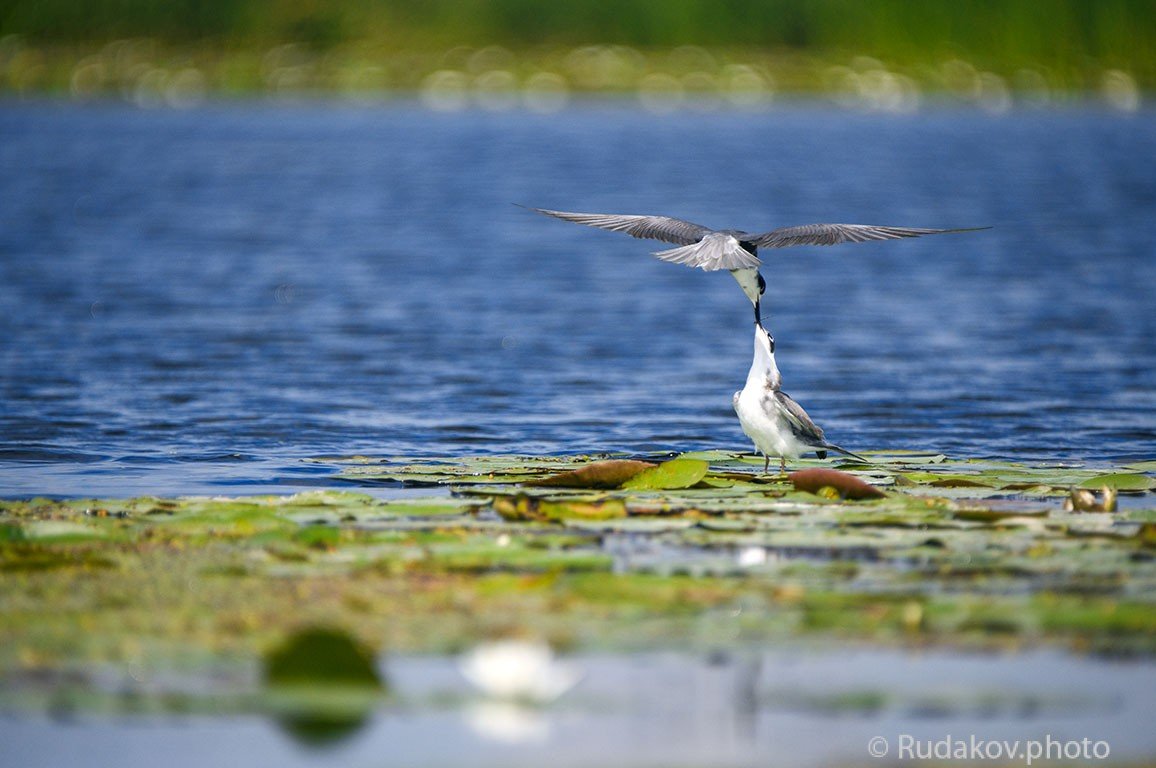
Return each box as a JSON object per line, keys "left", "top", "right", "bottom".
{"left": 733, "top": 323, "right": 865, "bottom": 474}
{"left": 528, "top": 206, "right": 985, "bottom": 322}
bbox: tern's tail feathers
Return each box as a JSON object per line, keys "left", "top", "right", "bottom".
{"left": 652, "top": 233, "right": 761, "bottom": 271}
{"left": 819, "top": 444, "right": 870, "bottom": 463}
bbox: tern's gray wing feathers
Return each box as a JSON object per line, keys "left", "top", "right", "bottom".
{"left": 750, "top": 223, "right": 986, "bottom": 249}
{"left": 775, "top": 392, "right": 869, "bottom": 462}
{"left": 652, "top": 232, "right": 762, "bottom": 271}
{"left": 774, "top": 391, "right": 827, "bottom": 446}
{"left": 530, "top": 208, "right": 713, "bottom": 246}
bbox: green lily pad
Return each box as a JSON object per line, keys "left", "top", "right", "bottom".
{"left": 1121, "top": 460, "right": 1156, "bottom": 472}
{"left": 863, "top": 451, "right": 948, "bottom": 464}
{"left": 620, "top": 459, "right": 709, "bottom": 490}
{"left": 974, "top": 470, "right": 1097, "bottom": 488}
{"left": 539, "top": 498, "right": 628, "bottom": 521}
{"left": 676, "top": 450, "right": 744, "bottom": 462}
{"left": 1078, "top": 474, "right": 1155, "bottom": 491}
{"left": 921, "top": 475, "right": 1003, "bottom": 488}
{"left": 492, "top": 494, "right": 627, "bottom": 522}
{"left": 697, "top": 518, "right": 761, "bottom": 532}
{"left": 375, "top": 498, "right": 479, "bottom": 517}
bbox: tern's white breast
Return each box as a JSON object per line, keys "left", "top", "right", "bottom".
{"left": 734, "top": 386, "right": 806, "bottom": 460}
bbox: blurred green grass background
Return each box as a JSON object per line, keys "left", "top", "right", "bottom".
{"left": 0, "top": 0, "right": 1151, "bottom": 105}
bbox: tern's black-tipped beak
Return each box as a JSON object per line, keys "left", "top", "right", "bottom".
{"left": 753, "top": 298, "right": 762, "bottom": 327}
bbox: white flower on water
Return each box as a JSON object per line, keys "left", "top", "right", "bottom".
{"left": 458, "top": 640, "right": 582, "bottom": 703}
{"left": 737, "top": 545, "right": 768, "bottom": 568}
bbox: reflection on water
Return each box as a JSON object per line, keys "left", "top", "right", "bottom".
{"left": 262, "top": 626, "right": 387, "bottom": 748}
{"left": 465, "top": 701, "right": 551, "bottom": 745}
{"left": 459, "top": 640, "right": 583, "bottom": 703}
{"left": 0, "top": 104, "right": 1154, "bottom": 496}
{"left": 2, "top": 649, "right": 1154, "bottom": 767}
{"left": 275, "top": 710, "right": 372, "bottom": 750}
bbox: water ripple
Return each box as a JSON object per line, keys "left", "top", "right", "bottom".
{"left": 1, "top": 104, "right": 1154, "bottom": 495}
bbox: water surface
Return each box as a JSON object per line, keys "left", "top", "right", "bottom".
{"left": 2, "top": 648, "right": 1153, "bottom": 767}
{"left": 1, "top": 102, "right": 1154, "bottom": 496}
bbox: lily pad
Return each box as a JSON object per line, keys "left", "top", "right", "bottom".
{"left": 789, "top": 469, "right": 886, "bottom": 500}
{"left": 1077, "top": 474, "right": 1155, "bottom": 492}
{"left": 526, "top": 460, "right": 655, "bottom": 489}
{"left": 953, "top": 500, "right": 1051, "bottom": 521}
{"left": 492, "top": 494, "right": 627, "bottom": 522}
{"left": 620, "top": 459, "right": 709, "bottom": 490}
{"left": 863, "top": 451, "right": 948, "bottom": 465}
{"left": 375, "top": 498, "right": 479, "bottom": 517}
{"left": 676, "top": 450, "right": 744, "bottom": 462}
{"left": 540, "top": 498, "right": 628, "bottom": 521}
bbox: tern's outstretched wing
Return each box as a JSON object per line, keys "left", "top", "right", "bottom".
{"left": 528, "top": 207, "right": 713, "bottom": 246}
{"left": 652, "top": 232, "right": 761, "bottom": 271}
{"left": 750, "top": 223, "right": 987, "bottom": 249}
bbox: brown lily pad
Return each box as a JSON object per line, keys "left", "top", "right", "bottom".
{"left": 525, "top": 459, "right": 656, "bottom": 489}
{"left": 789, "top": 468, "right": 886, "bottom": 500}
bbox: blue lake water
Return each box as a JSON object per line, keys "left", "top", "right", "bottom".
{"left": 1, "top": 101, "right": 1154, "bottom": 497}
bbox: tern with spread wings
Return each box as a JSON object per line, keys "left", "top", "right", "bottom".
{"left": 528, "top": 206, "right": 985, "bottom": 321}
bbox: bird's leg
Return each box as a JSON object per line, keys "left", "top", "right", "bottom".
{"left": 779, "top": 456, "right": 787, "bottom": 476}
{"left": 763, "top": 454, "right": 769, "bottom": 475}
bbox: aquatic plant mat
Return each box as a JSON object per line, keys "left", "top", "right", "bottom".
{"left": 2, "top": 450, "right": 1155, "bottom": 724}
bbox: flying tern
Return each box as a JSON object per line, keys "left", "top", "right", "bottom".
{"left": 528, "top": 206, "right": 985, "bottom": 322}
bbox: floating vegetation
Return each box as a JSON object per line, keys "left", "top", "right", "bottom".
{"left": 788, "top": 468, "right": 887, "bottom": 500}
{"left": 524, "top": 459, "right": 655, "bottom": 489}
{"left": 1, "top": 450, "right": 1154, "bottom": 720}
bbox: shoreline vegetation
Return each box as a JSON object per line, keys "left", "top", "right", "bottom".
{"left": 1, "top": 0, "right": 1151, "bottom": 110}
